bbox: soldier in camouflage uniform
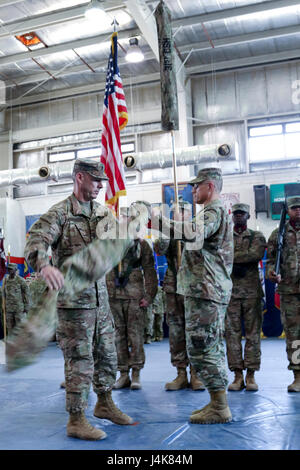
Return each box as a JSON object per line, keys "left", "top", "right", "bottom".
{"left": 225, "top": 203, "right": 267, "bottom": 391}
{"left": 24, "top": 159, "right": 133, "bottom": 441}
{"left": 151, "top": 283, "right": 165, "bottom": 341}
{"left": 144, "top": 302, "right": 154, "bottom": 344}
{"left": 153, "top": 199, "right": 205, "bottom": 391}
{"left": 107, "top": 202, "right": 157, "bottom": 390}
{"left": 153, "top": 168, "right": 234, "bottom": 424}
{"left": 267, "top": 196, "right": 300, "bottom": 392}
{"left": 27, "top": 273, "right": 48, "bottom": 308}
{"left": 2, "top": 263, "right": 30, "bottom": 336}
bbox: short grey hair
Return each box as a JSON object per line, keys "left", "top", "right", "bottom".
{"left": 208, "top": 179, "right": 223, "bottom": 193}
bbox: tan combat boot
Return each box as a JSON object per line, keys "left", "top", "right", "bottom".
{"left": 288, "top": 371, "right": 300, "bottom": 392}
{"left": 165, "top": 367, "right": 188, "bottom": 391}
{"left": 131, "top": 368, "right": 141, "bottom": 390}
{"left": 113, "top": 372, "right": 131, "bottom": 389}
{"left": 228, "top": 370, "right": 245, "bottom": 391}
{"left": 246, "top": 369, "right": 258, "bottom": 391}
{"left": 190, "top": 390, "right": 232, "bottom": 424}
{"left": 67, "top": 411, "right": 107, "bottom": 440}
{"left": 190, "top": 366, "right": 205, "bottom": 391}
{"left": 94, "top": 391, "right": 134, "bottom": 425}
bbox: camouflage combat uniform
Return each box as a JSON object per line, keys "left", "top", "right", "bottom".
{"left": 151, "top": 285, "right": 165, "bottom": 341}
{"left": 225, "top": 228, "right": 267, "bottom": 371}
{"left": 24, "top": 193, "right": 118, "bottom": 414}
{"left": 106, "top": 239, "right": 157, "bottom": 372}
{"left": 267, "top": 218, "right": 300, "bottom": 373}
{"left": 2, "top": 272, "right": 30, "bottom": 335}
{"left": 154, "top": 238, "right": 188, "bottom": 367}
{"left": 28, "top": 274, "right": 47, "bottom": 308}
{"left": 176, "top": 199, "right": 234, "bottom": 392}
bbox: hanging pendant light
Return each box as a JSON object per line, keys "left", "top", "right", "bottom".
{"left": 85, "top": 0, "right": 109, "bottom": 22}
{"left": 125, "top": 38, "right": 144, "bottom": 63}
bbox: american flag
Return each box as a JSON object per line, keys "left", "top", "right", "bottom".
{"left": 101, "top": 32, "right": 128, "bottom": 214}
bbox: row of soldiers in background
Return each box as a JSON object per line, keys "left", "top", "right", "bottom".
{"left": 0, "top": 264, "right": 47, "bottom": 338}
{"left": 226, "top": 197, "right": 300, "bottom": 394}
{"left": 153, "top": 195, "right": 300, "bottom": 395}
{"left": 2, "top": 160, "right": 300, "bottom": 441}
{"left": 106, "top": 202, "right": 158, "bottom": 391}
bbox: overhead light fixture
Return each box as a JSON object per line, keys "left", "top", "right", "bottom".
{"left": 85, "top": 0, "right": 109, "bottom": 22}
{"left": 125, "top": 38, "right": 144, "bottom": 63}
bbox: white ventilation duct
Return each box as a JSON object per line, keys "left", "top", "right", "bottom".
{"left": 123, "top": 143, "right": 237, "bottom": 171}
{"left": 0, "top": 143, "right": 237, "bottom": 188}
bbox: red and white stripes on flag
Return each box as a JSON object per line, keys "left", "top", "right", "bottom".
{"left": 101, "top": 32, "right": 128, "bottom": 214}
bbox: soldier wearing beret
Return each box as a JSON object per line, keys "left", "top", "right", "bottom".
{"left": 24, "top": 158, "right": 133, "bottom": 441}
{"left": 2, "top": 263, "right": 30, "bottom": 336}
{"left": 152, "top": 167, "right": 234, "bottom": 424}
{"left": 153, "top": 197, "right": 205, "bottom": 391}
{"left": 225, "top": 203, "right": 267, "bottom": 392}
{"left": 267, "top": 196, "right": 300, "bottom": 392}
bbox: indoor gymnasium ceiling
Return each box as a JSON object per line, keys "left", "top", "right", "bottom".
{"left": 0, "top": 0, "right": 300, "bottom": 106}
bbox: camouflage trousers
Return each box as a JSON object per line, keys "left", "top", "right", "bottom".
{"left": 280, "top": 294, "right": 300, "bottom": 371}
{"left": 225, "top": 297, "right": 263, "bottom": 371}
{"left": 110, "top": 298, "right": 145, "bottom": 372}
{"left": 166, "top": 293, "right": 189, "bottom": 368}
{"left": 152, "top": 312, "right": 164, "bottom": 340}
{"left": 144, "top": 305, "right": 153, "bottom": 339}
{"left": 184, "top": 296, "right": 228, "bottom": 392}
{"left": 56, "top": 307, "right": 117, "bottom": 414}
{"left": 6, "top": 311, "right": 26, "bottom": 335}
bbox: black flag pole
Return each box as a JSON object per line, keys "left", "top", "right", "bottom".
{"left": 155, "top": 0, "right": 181, "bottom": 266}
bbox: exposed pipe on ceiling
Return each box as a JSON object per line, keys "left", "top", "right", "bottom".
{"left": 0, "top": 142, "right": 237, "bottom": 188}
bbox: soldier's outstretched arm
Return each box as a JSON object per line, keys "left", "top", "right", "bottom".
{"left": 24, "top": 207, "right": 66, "bottom": 290}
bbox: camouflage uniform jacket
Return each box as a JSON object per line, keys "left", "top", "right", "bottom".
{"left": 29, "top": 277, "right": 48, "bottom": 308}
{"left": 231, "top": 228, "right": 267, "bottom": 299}
{"left": 2, "top": 275, "right": 30, "bottom": 313}
{"left": 24, "top": 193, "right": 115, "bottom": 309}
{"left": 176, "top": 199, "right": 234, "bottom": 304}
{"left": 106, "top": 239, "right": 157, "bottom": 303}
{"left": 153, "top": 238, "right": 184, "bottom": 293}
{"left": 152, "top": 285, "right": 165, "bottom": 315}
{"left": 266, "top": 221, "right": 300, "bottom": 294}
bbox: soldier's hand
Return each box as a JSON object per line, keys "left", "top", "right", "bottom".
{"left": 40, "top": 265, "right": 64, "bottom": 290}
{"left": 139, "top": 298, "right": 149, "bottom": 308}
{"left": 269, "top": 270, "right": 281, "bottom": 284}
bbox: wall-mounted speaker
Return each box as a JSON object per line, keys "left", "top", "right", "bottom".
{"left": 253, "top": 184, "right": 269, "bottom": 218}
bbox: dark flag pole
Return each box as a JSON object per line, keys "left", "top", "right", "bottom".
{"left": 155, "top": 0, "right": 181, "bottom": 266}
{"left": 0, "top": 231, "right": 6, "bottom": 343}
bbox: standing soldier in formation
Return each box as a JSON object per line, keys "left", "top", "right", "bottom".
{"left": 267, "top": 196, "right": 300, "bottom": 392}
{"left": 225, "top": 203, "right": 267, "bottom": 391}
{"left": 107, "top": 202, "right": 158, "bottom": 390}
{"left": 153, "top": 168, "right": 234, "bottom": 423}
{"left": 151, "top": 282, "right": 165, "bottom": 342}
{"left": 2, "top": 263, "right": 30, "bottom": 336}
{"left": 154, "top": 199, "right": 204, "bottom": 391}
{"left": 24, "top": 159, "right": 133, "bottom": 442}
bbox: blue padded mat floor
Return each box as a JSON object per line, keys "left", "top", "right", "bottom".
{"left": 0, "top": 337, "right": 299, "bottom": 451}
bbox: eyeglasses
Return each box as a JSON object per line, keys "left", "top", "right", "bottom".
{"left": 193, "top": 182, "right": 207, "bottom": 189}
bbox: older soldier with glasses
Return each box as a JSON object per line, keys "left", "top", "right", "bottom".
{"left": 152, "top": 168, "right": 234, "bottom": 424}
{"left": 24, "top": 158, "right": 133, "bottom": 441}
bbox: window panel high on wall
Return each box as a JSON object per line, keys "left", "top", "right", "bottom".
{"left": 248, "top": 121, "right": 300, "bottom": 168}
